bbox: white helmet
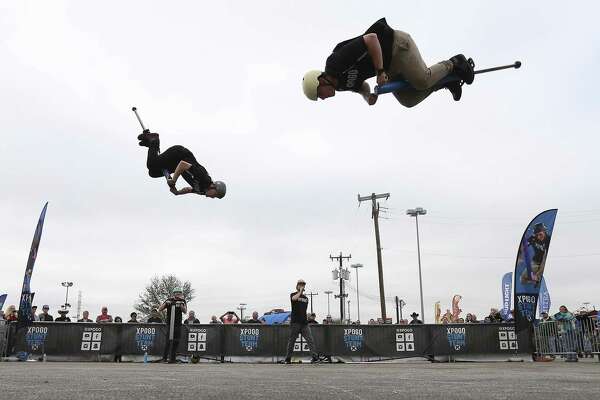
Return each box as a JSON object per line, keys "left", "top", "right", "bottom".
{"left": 302, "top": 70, "right": 323, "bottom": 101}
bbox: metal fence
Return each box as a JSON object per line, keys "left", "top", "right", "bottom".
{"left": 0, "top": 321, "right": 8, "bottom": 357}
{"left": 534, "top": 316, "right": 600, "bottom": 360}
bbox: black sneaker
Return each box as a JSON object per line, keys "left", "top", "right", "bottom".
{"left": 310, "top": 356, "right": 321, "bottom": 364}
{"left": 445, "top": 80, "right": 462, "bottom": 101}
{"left": 283, "top": 358, "right": 291, "bottom": 364}
{"left": 450, "top": 54, "right": 475, "bottom": 85}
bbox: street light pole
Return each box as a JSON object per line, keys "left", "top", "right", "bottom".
{"left": 406, "top": 207, "right": 426, "bottom": 323}
{"left": 61, "top": 281, "right": 73, "bottom": 309}
{"left": 406, "top": 207, "right": 427, "bottom": 322}
{"left": 350, "top": 263, "right": 363, "bottom": 323}
{"left": 324, "top": 291, "right": 333, "bottom": 318}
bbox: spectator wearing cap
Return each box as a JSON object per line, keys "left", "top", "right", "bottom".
{"left": 96, "top": 306, "right": 113, "bottom": 323}
{"left": 128, "top": 312, "right": 139, "bottom": 323}
{"left": 78, "top": 310, "right": 93, "bottom": 322}
{"left": 55, "top": 308, "right": 71, "bottom": 322}
{"left": 39, "top": 305, "right": 53, "bottom": 322}
{"left": 409, "top": 312, "right": 423, "bottom": 325}
{"left": 245, "top": 311, "right": 263, "bottom": 324}
{"left": 114, "top": 316, "right": 123, "bottom": 323}
{"left": 184, "top": 311, "right": 200, "bottom": 325}
{"left": 307, "top": 313, "right": 319, "bottom": 324}
{"left": 147, "top": 309, "right": 163, "bottom": 323}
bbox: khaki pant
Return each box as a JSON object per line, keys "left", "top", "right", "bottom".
{"left": 387, "top": 30, "right": 453, "bottom": 107}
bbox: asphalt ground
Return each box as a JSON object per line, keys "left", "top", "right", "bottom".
{"left": 1, "top": 361, "right": 599, "bottom": 400}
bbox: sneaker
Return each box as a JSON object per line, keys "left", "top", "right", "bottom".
{"left": 450, "top": 54, "right": 475, "bottom": 85}
{"left": 445, "top": 80, "right": 462, "bottom": 101}
{"left": 310, "top": 356, "right": 321, "bottom": 364}
{"left": 283, "top": 358, "right": 291, "bottom": 364}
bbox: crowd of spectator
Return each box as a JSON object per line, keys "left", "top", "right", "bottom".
{"left": 1, "top": 303, "right": 597, "bottom": 328}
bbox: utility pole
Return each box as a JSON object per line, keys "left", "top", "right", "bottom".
{"left": 307, "top": 292, "right": 319, "bottom": 314}
{"left": 407, "top": 207, "right": 427, "bottom": 323}
{"left": 350, "top": 264, "right": 364, "bottom": 323}
{"left": 330, "top": 252, "right": 351, "bottom": 322}
{"left": 358, "top": 192, "right": 390, "bottom": 321}
{"left": 237, "top": 303, "right": 247, "bottom": 321}
{"left": 324, "top": 291, "right": 333, "bottom": 318}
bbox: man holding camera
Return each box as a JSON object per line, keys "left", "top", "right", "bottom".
{"left": 283, "top": 279, "right": 319, "bottom": 364}
{"left": 158, "top": 287, "right": 187, "bottom": 363}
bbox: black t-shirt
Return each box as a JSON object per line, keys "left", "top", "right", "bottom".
{"left": 78, "top": 318, "right": 93, "bottom": 322}
{"left": 164, "top": 297, "right": 186, "bottom": 329}
{"left": 147, "top": 316, "right": 163, "bottom": 323}
{"left": 182, "top": 165, "right": 213, "bottom": 194}
{"left": 55, "top": 316, "right": 71, "bottom": 322}
{"left": 152, "top": 145, "right": 213, "bottom": 193}
{"left": 39, "top": 314, "right": 53, "bottom": 322}
{"left": 325, "top": 18, "right": 394, "bottom": 92}
{"left": 183, "top": 318, "right": 200, "bottom": 325}
{"left": 245, "top": 319, "right": 262, "bottom": 324}
{"left": 290, "top": 292, "right": 309, "bottom": 324}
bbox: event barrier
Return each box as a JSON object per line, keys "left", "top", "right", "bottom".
{"left": 6, "top": 322, "right": 528, "bottom": 362}
{"left": 0, "top": 321, "right": 9, "bottom": 357}
{"left": 534, "top": 317, "right": 600, "bottom": 359}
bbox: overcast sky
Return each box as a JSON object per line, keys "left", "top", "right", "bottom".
{"left": 1, "top": 1, "right": 599, "bottom": 323}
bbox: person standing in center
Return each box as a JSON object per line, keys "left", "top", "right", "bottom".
{"left": 284, "top": 279, "right": 319, "bottom": 364}
{"left": 158, "top": 287, "right": 187, "bottom": 363}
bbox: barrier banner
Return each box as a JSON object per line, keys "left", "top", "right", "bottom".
{"left": 223, "top": 324, "right": 280, "bottom": 357}
{"left": 430, "top": 324, "right": 519, "bottom": 356}
{"left": 119, "top": 324, "right": 167, "bottom": 356}
{"left": 7, "top": 322, "right": 529, "bottom": 361}
{"left": 501, "top": 272, "right": 512, "bottom": 320}
{"left": 538, "top": 278, "right": 551, "bottom": 315}
{"left": 179, "top": 324, "right": 222, "bottom": 358}
{"left": 17, "top": 203, "right": 48, "bottom": 329}
{"left": 513, "top": 209, "right": 558, "bottom": 338}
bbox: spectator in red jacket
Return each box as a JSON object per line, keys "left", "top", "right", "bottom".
{"left": 96, "top": 306, "right": 113, "bottom": 323}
